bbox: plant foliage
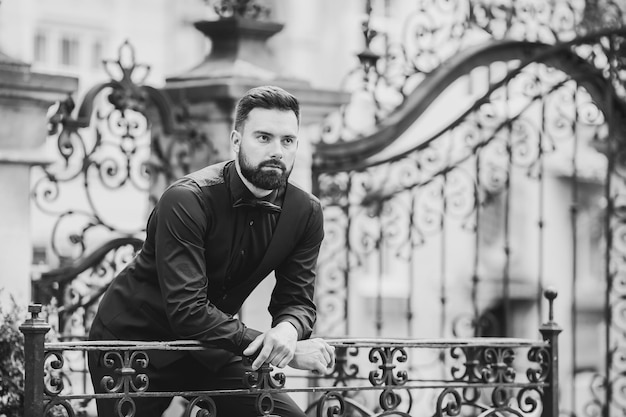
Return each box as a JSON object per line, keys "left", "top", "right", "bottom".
{"left": 0, "top": 295, "right": 25, "bottom": 417}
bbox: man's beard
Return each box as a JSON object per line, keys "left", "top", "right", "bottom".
{"left": 239, "top": 150, "right": 291, "bottom": 190}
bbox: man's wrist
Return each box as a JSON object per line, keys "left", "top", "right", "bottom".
{"left": 274, "top": 320, "right": 298, "bottom": 338}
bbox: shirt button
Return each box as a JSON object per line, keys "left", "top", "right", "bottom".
{"left": 249, "top": 220, "right": 254, "bottom": 226}
{"left": 241, "top": 249, "right": 245, "bottom": 255}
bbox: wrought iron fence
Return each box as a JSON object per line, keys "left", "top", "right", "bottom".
{"left": 20, "top": 289, "right": 561, "bottom": 417}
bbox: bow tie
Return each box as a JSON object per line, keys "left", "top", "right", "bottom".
{"left": 232, "top": 198, "right": 282, "bottom": 214}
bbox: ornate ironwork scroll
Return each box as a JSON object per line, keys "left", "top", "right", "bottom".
{"left": 368, "top": 346, "right": 408, "bottom": 411}
{"left": 42, "top": 350, "right": 89, "bottom": 416}
{"left": 243, "top": 359, "right": 286, "bottom": 416}
{"left": 99, "top": 349, "right": 150, "bottom": 417}
{"left": 313, "top": 391, "right": 347, "bottom": 417}
{"left": 435, "top": 342, "right": 550, "bottom": 416}
{"left": 328, "top": 346, "right": 360, "bottom": 387}
{"left": 32, "top": 41, "right": 174, "bottom": 263}
{"left": 100, "top": 350, "right": 150, "bottom": 393}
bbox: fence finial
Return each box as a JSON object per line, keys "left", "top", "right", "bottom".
{"left": 544, "top": 287, "right": 557, "bottom": 324}
{"left": 28, "top": 303, "right": 42, "bottom": 318}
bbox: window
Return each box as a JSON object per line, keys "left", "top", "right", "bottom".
{"left": 34, "top": 33, "right": 47, "bottom": 63}
{"left": 60, "top": 36, "right": 79, "bottom": 67}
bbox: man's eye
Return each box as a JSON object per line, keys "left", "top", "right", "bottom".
{"left": 283, "top": 138, "right": 294, "bottom": 145}
{"left": 258, "top": 135, "right": 269, "bottom": 142}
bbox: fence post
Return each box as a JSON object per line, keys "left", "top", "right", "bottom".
{"left": 19, "top": 304, "right": 51, "bottom": 417}
{"left": 539, "top": 288, "right": 562, "bottom": 417}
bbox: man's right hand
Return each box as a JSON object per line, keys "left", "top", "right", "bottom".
{"left": 243, "top": 322, "right": 298, "bottom": 370}
{"left": 288, "top": 338, "right": 336, "bottom": 374}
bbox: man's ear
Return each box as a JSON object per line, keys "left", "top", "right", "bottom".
{"left": 231, "top": 130, "right": 241, "bottom": 153}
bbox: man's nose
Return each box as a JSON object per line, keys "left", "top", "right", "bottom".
{"left": 268, "top": 139, "right": 283, "bottom": 159}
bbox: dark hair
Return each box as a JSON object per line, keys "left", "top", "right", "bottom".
{"left": 233, "top": 85, "right": 300, "bottom": 132}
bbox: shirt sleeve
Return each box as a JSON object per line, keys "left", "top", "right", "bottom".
{"left": 269, "top": 197, "right": 324, "bottom": 340}
{"left": 154, "top": 182, "right": 261, "bottom": 354}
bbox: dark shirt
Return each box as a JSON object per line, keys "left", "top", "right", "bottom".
{"left": 227, "top": 166, "right": 282, "bottom": 286}
{"left": 98, "top": 160, "right": 324, "bottom": 360}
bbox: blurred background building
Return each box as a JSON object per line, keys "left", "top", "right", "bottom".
{"left": 1, "top": 0, "right": 625, "bottom": 415}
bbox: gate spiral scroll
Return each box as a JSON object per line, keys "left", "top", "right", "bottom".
{"left": 316, "top": 392, "right": 347, "bottom": 417}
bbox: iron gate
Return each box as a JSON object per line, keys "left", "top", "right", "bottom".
{"left": 312, "top": 1, "right": 626, "bottom": 416}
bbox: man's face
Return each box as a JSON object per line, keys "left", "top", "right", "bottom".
{"left": 233, "top": 108, "right": 299, "bottom": 190}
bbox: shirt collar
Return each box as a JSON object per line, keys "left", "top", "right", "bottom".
{"left": 227, "top": 160, "right": 281, "bottom": 206}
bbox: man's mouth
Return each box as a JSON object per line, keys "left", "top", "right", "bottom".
{"left": 261, "top": 162, "right": 285, "bottom": 171}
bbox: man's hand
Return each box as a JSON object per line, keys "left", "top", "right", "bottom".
{"left": 243, "top": 322, "right": 298, "bottom": 370}
{"left": 288, "top": 338, "right": 336, "bottom": 374}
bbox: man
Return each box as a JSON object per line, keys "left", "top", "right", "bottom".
{"left": 88, "top": 85, "right": 335, "bottom": 417}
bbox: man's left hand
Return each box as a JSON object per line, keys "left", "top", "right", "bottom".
{"left": 243, "top": 321, "right": 298, "bottom": 370}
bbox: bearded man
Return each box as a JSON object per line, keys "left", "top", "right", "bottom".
{"left": 88, "top": 86, "right": 335, "bottom": 417}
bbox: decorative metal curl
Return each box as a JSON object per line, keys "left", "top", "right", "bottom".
{"left": 368, "top": 347, "right": 408, "bottom": 387}
{"left": 517, "top": 386, "right": 541, "bottom": 414}
{"left": 435, "top": 387, "right": 463, "bottom": 417}
{"left": 316, "top": 391, "right": 347, "bottom": 417}
{"left": 491, "top": 385, "right": 512, "bottom": 408}
{"left": 115, "top": 396, "right": 136, "bottom": 417}
{"left": 43, "top": 351, "right": 65, "bottom": 396}
{"left": 450, "top": 346, "right": 481, "bottom": 382}
{"left": 43, "top": 399, "right": 76, "bottom": 417}
{"left": 480, "top": 347, "right": 516, "bottom": 383}
{"left": 583, "top": 372, "right": 606, "bottom": 417}
{"left": 100, "top": 350, "right": 149, "bottom": 393}
{"left": 527, "top": 346, "right": 551, "bottom": 383}
{"left": 451, "top": 311, "right": 501, "bottom": 338}
{"left": 184, "top": 395, "right": 217, "bottom": 417}
{"left": 243, "top": 362, "right": 286, "bottom": 390}
{"left": 328, "top": 346, "right": 360, "bottom": 387}
{"left": 378, "top": 388, "right": 402, "bottom": 411}
{"left": 103, "top": 41, "right": 151, "bottom": 113}
{"left": 610, "top": 301, "right": 626, "bottom": 336}
{"left": 255, "top": 392, "right": 275, "bottom": 416}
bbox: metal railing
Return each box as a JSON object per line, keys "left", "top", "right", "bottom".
{"left": 20, "top": 290, "right": 561, "bottom": 417}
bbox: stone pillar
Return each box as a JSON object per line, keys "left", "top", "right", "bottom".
{"left": 0, "top": 54, "right": 77, "bottom": 306}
